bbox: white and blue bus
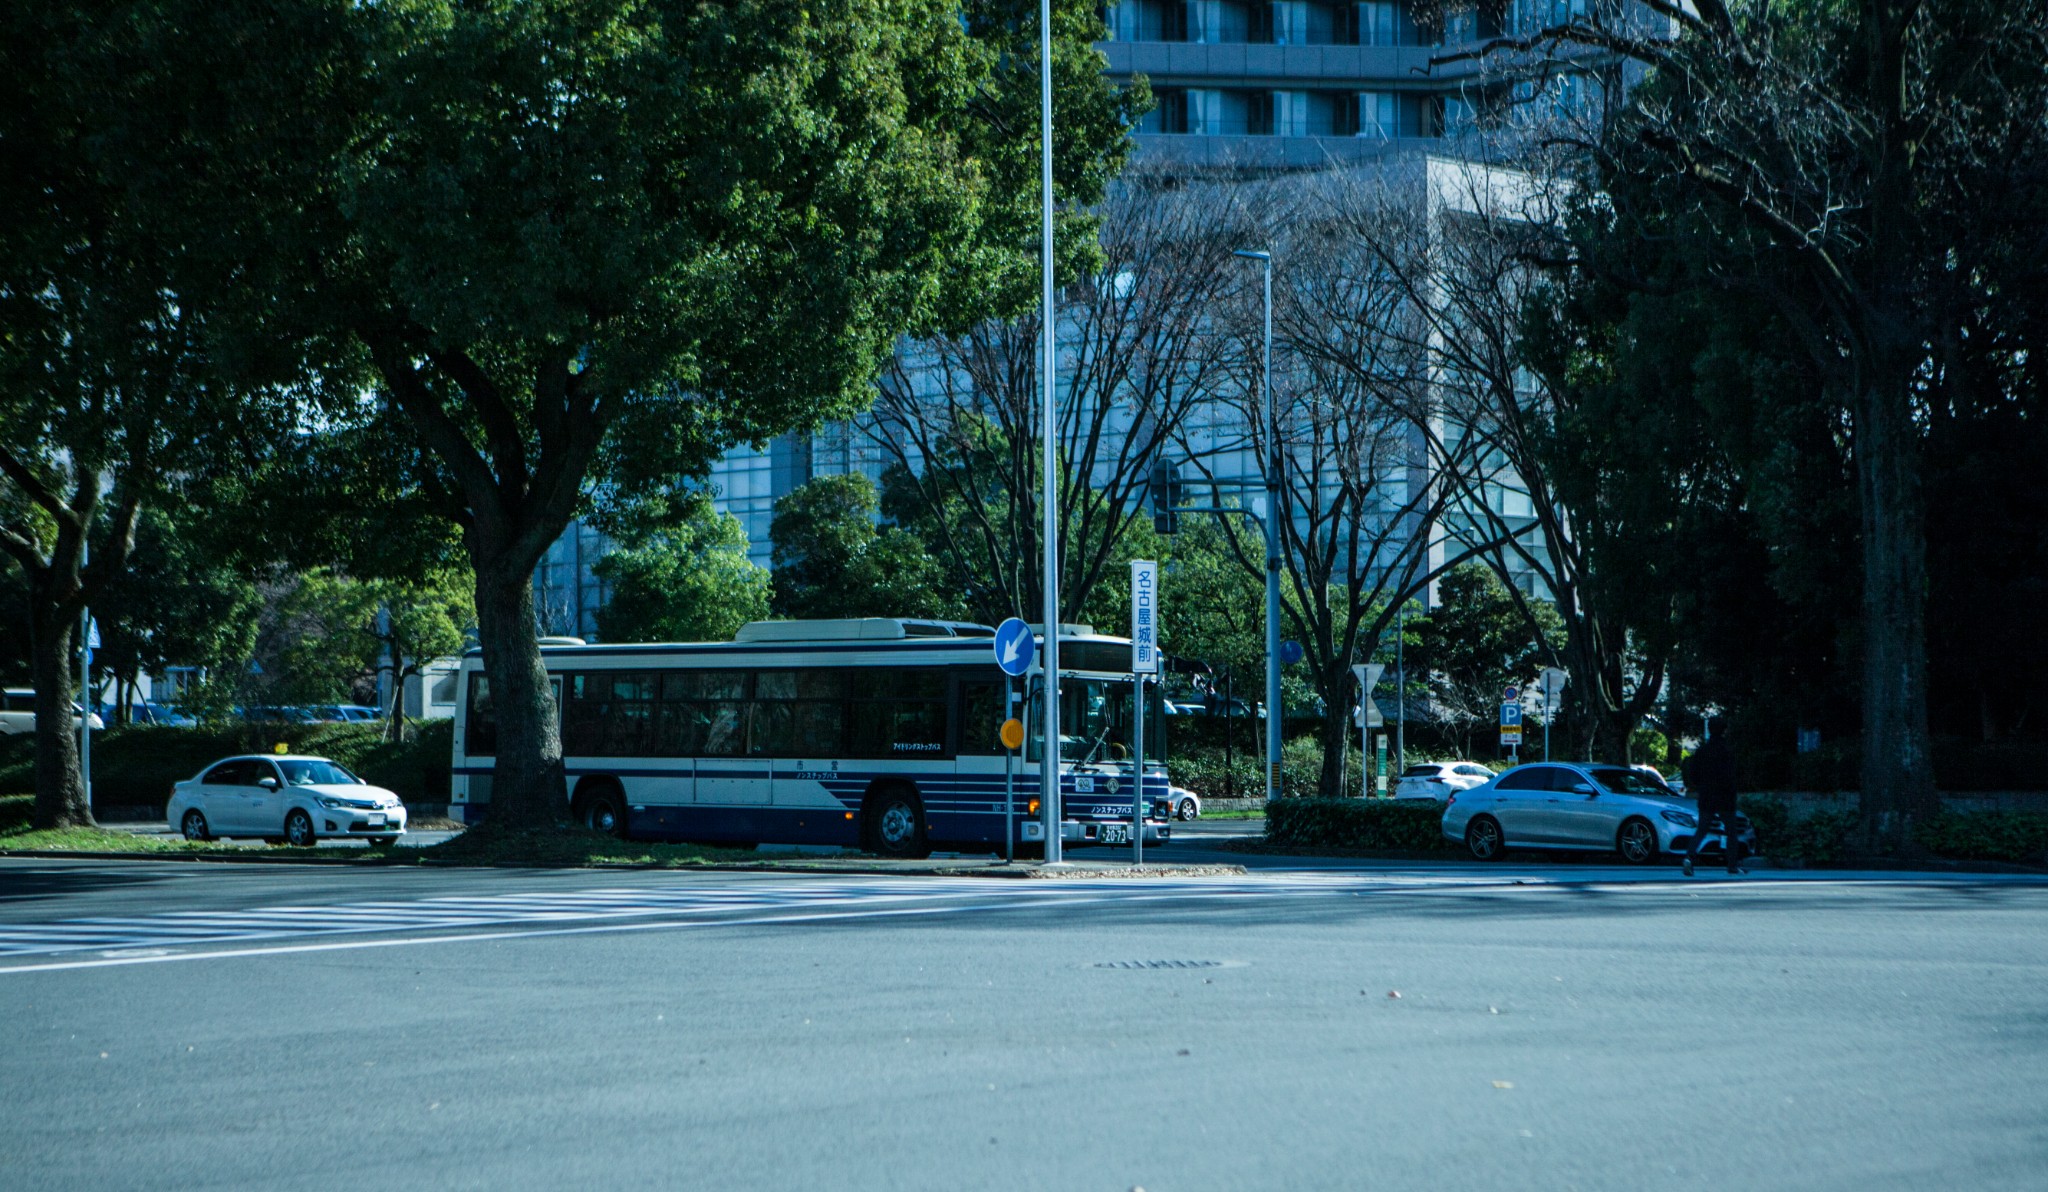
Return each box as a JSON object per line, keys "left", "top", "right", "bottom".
{"left": 450, "top": 618, "right": 1172, "bottom": 857}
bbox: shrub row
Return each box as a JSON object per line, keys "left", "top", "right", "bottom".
{"left": 1912, "top": 810, "right": 2048, "bottom": 864}
{"left": 1738, "top": 797, "right": 2048, "bottom": 865}
{"left": 0, "top": 720, "right": 454, "bottom": 810}
{"left": 1264, "top": 797, "right": 1458, "bottom": 853}
{"left": 1736, "top": 797, "right": 1861, "bottom": 865}
{"left": 1169, "top": 737, "right": 1436, "bottom": 800}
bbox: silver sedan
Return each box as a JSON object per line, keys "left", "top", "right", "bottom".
{"left": 1440, "top": 762, "right": 1753, "bottom": 864}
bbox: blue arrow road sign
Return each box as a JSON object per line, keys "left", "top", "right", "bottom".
{"left": 1279, "top": 640, "right": 1304, "bottom": 666}
{"left": 994, "top": 618, "right": 1035, "bottom": 676}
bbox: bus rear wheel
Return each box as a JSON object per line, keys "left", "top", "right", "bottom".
{"left": 578, "top": 785, "right": 629, "bottom": 840}
{"left": 862, "top": 786, "right": 930, "bottom": 860}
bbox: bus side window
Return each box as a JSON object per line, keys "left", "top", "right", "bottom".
{"left": 850, "top": 669, "right": 949, "bottom": 759}
{"left": 609, "top": 673, "right": 657, "bottom": 756}
{"left": 562, "top": 673, "right": 606, "bottom": 756}
{"left": 660, "top": 671, "right": 747, "bottom": 757}
{"left": 750, "top": 669, "right": 848, "bottom": 757}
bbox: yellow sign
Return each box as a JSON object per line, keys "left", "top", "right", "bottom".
{"left": 274, "top": 742, "right": 289, "bottom": 755}
{"left": 999, "top": 718, "right": 1025, "bottom": 751}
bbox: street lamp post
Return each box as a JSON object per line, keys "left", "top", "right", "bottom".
{"left": 1037, "top": 0, "right": 1062, "bottom": 863}
{"left": 1233, "top": 249, "right": 1281, "bottom": 803}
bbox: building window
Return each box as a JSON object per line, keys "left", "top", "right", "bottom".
{"left": 1142, "top": 89, "right": 1190, "bottom": 134}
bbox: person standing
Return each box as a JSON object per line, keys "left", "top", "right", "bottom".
{"left": 1681, "top": 721, "right": 1742, "bottom": 876}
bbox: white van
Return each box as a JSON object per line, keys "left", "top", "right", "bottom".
{"left": 0, "top": 688, "right": 106, "bottom": 736}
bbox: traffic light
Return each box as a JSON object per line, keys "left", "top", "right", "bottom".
{"left": 1149, "top": 458, "right": 1182, "bottom": 535}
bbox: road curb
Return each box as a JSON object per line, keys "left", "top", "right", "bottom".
{"left": 1217, "top": 838, "right": 2048, "bottom": 875}
{"left": 0, "top": 847, "right": 1246, "bottom": 878}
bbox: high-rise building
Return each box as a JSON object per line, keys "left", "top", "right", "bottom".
{"left": 1105, "top": 0, "right": 1511, "bottom": 168}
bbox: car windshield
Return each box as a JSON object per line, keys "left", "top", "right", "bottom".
{"left": 1589, "top": 767, "right": 1674, "bottom": 796}
{"left": 277, "top": 760, "right": 360, "bottom": 787}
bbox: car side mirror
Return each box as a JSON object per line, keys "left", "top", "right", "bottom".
{"left": 1571, "top": 782, "right": 1596, "bottom": 795}
{"left": 258, "top": 777, "right": 280, "bottom": 790}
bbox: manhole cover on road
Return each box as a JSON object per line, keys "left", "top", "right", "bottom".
{"left": 1095, "top": 959, "right": 1226, "bottom": 970}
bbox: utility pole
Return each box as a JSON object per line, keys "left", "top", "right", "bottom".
{"left": 1037, "top": 0, "right": 1062, "bottom": 863}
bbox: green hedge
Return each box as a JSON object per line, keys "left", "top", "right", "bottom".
{"left": 1737, "top": 796, "right": 1860, "bottom": 865}
{"left": 1913, "top": 810, "right": 2048, "bottom": 864}
{"left": 0, "top": 720, "right": 454, "bottom": 810}
{"left": 1264, "top": 797, "right": 1458, "bottom": 853}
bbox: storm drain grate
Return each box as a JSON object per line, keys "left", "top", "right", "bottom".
{"left": 1095, "top": 960, "right": 1225, "bottom": 971}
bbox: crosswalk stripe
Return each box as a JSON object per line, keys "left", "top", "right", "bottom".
{"left": 2, "top": 870, "right": 1909, "bottom": 962}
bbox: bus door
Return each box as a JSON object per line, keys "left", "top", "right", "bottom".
{"left": 668, "top": 671, "right": 767, "bottom": 806}
{"left": 954, "top": 675, "right": 1011, "bottom": 839}
{"left": 757, "top": 670, "right": 849, "bottom": 811}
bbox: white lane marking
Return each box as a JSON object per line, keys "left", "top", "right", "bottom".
{"left": 0, "top": 879, "right": 1012, "bottom": 958}
{"left": 0, "top": 897, "right": 1129, "bottom": 973}
{"left": 4, "top": 870, "right": 2032, "bottom": 966}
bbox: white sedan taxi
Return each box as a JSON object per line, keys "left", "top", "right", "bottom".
{"left": 167, "top": 755, "right": 407, "bottom": 846}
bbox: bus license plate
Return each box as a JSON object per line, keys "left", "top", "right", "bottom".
{"left": 1099, "top": 824, "right": 1130, "bottom": 845}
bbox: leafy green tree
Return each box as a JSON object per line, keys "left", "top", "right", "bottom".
{"left": 1410, "top": 564, "right": 1566, "bottom": 758}
{"left": 121, "top": 0, "right": 1139, "bottom": 829}
{"left": 1469, "top": 0, "right": 2048, "bottom": 844}
{"left": 770, "top": 474, "right": 960, "bottom": 622}
{"left": 594, "top": 497, "right": 771, "bottom": 645}
{"left": 0, "top": 5, "right": 304, "bottom": 827}
{"left": 269, "top": 567, "right": 474, "bottom": 732}
{"left": 92, "top": 509, "right": 263, "bottom": 723}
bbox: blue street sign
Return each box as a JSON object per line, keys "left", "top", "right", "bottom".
{"left": 1279, "top": 639, "right": 1304, "bottom": 666}
{"left": 993, "top": 618, "right": 1035, "bottom": 677}
{"left": 1500, "top": 703, "right": 1523, "bottom": 726}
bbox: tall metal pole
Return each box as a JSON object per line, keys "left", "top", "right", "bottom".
{"left": 1130, "top": 674, "right": 1144, "bottom": 868}
{"left": 1233, "top": 250, "right": 1281, "bottom": 802}
{"left": 1004, "top": 677, "right": 1016, "bottom": 863}
{"left": 1395, "top": 601, "right": 1405, "bottom": 776}
{"left": 78, "top": 537, "right": 91, "bottom": 815}
{"left": 1038, "top": 0, "right": 1063, "bottom": 863}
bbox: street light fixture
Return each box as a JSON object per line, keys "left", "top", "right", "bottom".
{"left": 1233, "top": 248, "right": 1281, "bottom": 803}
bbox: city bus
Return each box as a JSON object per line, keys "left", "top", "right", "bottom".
{"left": 449, "top": 618, "right": 1172, "bottom": 857}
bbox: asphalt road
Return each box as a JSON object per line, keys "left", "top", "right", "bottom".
{"left": 3, "top": 856, "right": 2044, "bottom": 1191}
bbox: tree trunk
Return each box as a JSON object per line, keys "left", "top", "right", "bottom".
{"left": 469, "top": 556, "right": 566, "bottom": 832}
{"left": 1854, "top": 369, "right": 1938, "bottom": 851}
{"left": 1316, "top": 708, "right": 1348, "bottom": 798}
{"left": 29, "top": 608, "right": 92, "bottom": 830}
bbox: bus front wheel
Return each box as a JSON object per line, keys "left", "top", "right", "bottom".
{"left": 862, "top": 786, "right": 931, "bottom": 860}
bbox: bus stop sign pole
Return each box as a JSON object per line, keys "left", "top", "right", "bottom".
{"left": 1130, "top": 561, "right": 1159, "bottom": 867}
{"left": 993, "top": 619, "right": 1034, "bottom": 864}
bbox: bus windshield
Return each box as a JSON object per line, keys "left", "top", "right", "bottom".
{"left": 1028, "top": 676, "right": 1166, "bottom": 763}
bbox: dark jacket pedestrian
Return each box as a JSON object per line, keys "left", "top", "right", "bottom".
{"left": 1680, "top": 727, "right": 1741, "bottom": 874}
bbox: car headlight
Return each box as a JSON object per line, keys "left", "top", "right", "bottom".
{"left": 318, "top": 796, "right": 350, "bottom": 810}
{"left": 1660, "top": 809, "right": 1697, "bottom": 828}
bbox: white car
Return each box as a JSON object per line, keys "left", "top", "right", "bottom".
{"left": 1440, "top": 761, "right": 1755, "bottom": 864}
{"left": 1166, "top": 785, "right": 1201, "bottom": 821}
{"left": 1393, "top": 761, "right": 1495, "bottom": 803}
{"left": 167, "top": 754, "right": 408, "bottom": 847}
{"left": 1, "top": 688, "right": 105, "bottom": 736}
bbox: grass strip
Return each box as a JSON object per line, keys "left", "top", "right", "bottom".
{"left": 1, "top": 793, "right": 771, "bottom": 867}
